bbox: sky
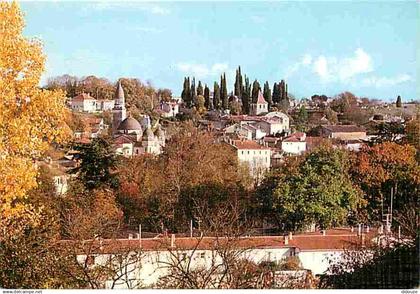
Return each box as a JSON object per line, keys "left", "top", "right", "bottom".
{"left": 20, "top": 1, "right": 418, "bottom": 101}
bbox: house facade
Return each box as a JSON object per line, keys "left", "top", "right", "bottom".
{"left": 71, "top": 93, "right": 97, "bottom": 113}
{"left": 228, "top": 139, "right": 271, "bottom": 179}
{"left": 281, "top": 132, "right": 307, "bottom": 155}
{"left": 320, "top": 125, "right": 367, "bottom": 141}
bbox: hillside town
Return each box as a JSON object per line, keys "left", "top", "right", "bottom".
{"left": 0, "top": 1, "right": 418, "bottom": 291}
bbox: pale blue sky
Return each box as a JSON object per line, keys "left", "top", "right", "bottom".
{"left": 20, "top": 1, "right": 418, "bottom": 100}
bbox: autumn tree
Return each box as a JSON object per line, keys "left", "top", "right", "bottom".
{"left": 330, "top": 92, "right": 358, "bottom": 114}
{"left": 157, "top": 88, "right": 172, "bottom": 102}
{"left": 117, "top": 122, "right": 251, "bottom": 232}
{"left": 350, "top": 142, "right": 419, "bottom": 223}
{"left": 0, "top": 1, "right": 70, "bottom": 230}
{"left": 118, "top": 77, "right": 157, "bottom": 114}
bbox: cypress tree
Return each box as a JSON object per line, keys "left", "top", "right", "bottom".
{"left": 396, "top": 95, "right": 402, "bottom": 108}
{"left": 234, "top": 66, "right": 243, "bottom": 98}
{"left": 272, "top": 82, "right": 279, "bottom": 104}
{"left": 181, "top": 77, "right": 191, "bottom": 107}
{"left": 221, "top": 73, "right": 228, "bottom": 110}
{"left": 204, "top": 84, "right": 210, "bottom": 110}
{"left": 242, "top": 76, "right": 251, "bottom": 114}
{"left": 213, "top": 82, "right": 221, "bottom": 110}
{"left": 263, "top": 81, "right": 272, "bottom": 108}
{"left": 197, "top": 81, "right": 203, "bottom": 96}
{"left": 190, "top": 77, "right": 196, "bottom": 107}
{"left": 251, "top": 79, "right": 260, "bottom": 103}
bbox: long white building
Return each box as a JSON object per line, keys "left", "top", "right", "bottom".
{"left": 71, "top": 228, "right": 372, "bottom": 289}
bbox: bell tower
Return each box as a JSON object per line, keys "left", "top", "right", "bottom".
{"left": 113, "top": 81, "right": 127, "bottom": 133}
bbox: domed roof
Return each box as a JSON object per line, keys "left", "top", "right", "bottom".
{"left": 117, "top": 116, "right": 142, "bottom": 131}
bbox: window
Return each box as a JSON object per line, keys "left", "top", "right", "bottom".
{"left": 247, "top": 151, "right": 250, "bottom": 154}
{"left": 241, "top": 151, "right": 244, "bottom": 155}
{"left": 200, "top": 252, "right": 205, "bottom": 259}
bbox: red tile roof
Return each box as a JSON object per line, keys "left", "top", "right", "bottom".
{"left": 64, "top": 228, "right": 373, "bottom": 255}
{"left": 256, "top": 91, "right": 268, "bottom": 104}
{"left": 232, "top": 140, "right": 270, "bottom": 150}
{"left": 283, "top": 132, "right": 306, "bottom": 142}
{"left": 72, "top": 93, "right": 96, "bottom": 102}
{"left": 323, "top": 125, "right": 366, "bottom": 133}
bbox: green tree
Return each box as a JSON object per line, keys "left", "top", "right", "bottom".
{"left": 255, "top": 145, "right": 364, "bottom": 231}
{"left": 241, "top": 76, "right": 251, "bottom": 114}
{"left": 204, "top": 84, "right": 211, "bottom": 110}
{"left": 71, "top": 137, "right": 119, "bottom": 190}
{"left": 251, "top": 79, "right": 260, "bottom": 103}
{"left": 181, "top": 77, "right": 191, "bottom": 107}
{"left": 272, "top": 82, "right": 280, "bottom": 104}
{"left": 263, "top": 81, "right": 272, "bottom": 108}
{"left": 190, "top": 77, "right": 197, "bottom": 106}
{"left": 221, "top": 73, "right": 228, "bottom": 110}
{"left": 296, "top": 105, "right": 308, "bottom": 124}
{"left": 213, "top": 82, "right": 221, "bottom": 110}
{"left": 197, "top": 80, "right": 203, "bottom": 96}
{"left": 234, "top": 66, "right": 243, "bottom": 98}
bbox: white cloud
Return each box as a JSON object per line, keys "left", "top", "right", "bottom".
{"left": 176, "top": 62, "right": 229, "bottom": 78}
{"left": 312, "top": 48, "right": 373, "bottom": 83}
{"left": 285, "top": 48, "right": 374, "bottom": 83}
{"left": 284, "top": 54, "right": 312, "bottom": 78}
{"left": 88, "top": 2, "right": 170, "bottom": 15}
{"left": 313, "top": 55, "right": 329, "bottom": 80}
{"left": 362, "top": 74, "right": 413, "bottom": 88}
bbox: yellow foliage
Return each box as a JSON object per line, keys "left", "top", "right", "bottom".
{"left": 0, "top": 2, "right": 70, "bottom": 219}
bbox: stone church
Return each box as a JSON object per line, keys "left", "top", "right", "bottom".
{"left": 112, "top": 81, "right": 165, "bottom": 156}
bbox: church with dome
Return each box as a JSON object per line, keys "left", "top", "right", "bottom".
{"left": 112, "top": 81, "right": 165, "bottom": 157}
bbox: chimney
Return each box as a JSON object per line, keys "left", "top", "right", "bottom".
{"left": 366, "top": 225, "right": 370, "bottom": 233}
{"left": 171, "top": 234, "right": 176, "bottom": 248}
{"left": 358, "top": 224, "right": 362, "bottom": 236}
{"left": 322, "top": 230, "right": 326, "bottom": 236}
{"left": 128, "top": 233, "right": 133, "bottom": 240}
{"left": 361, "top": 234, "right": 366, "bottom": 247}
{"left": 378, "top": 224, "right": 384, "bottom": 234}
{"left": 284, "top": 236, "right": 289, "bottom": 245}
{"left": 288, "top": 232, "right": 293, "bottom": 240}
{"left": 351, "top": 226, "right": 354, "bottom": 233}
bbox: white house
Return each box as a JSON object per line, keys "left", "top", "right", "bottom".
{"left": 263, "top": 112, "right": 290, "bottom": 135}
{"left": 228, "top": 139, "right": 271, "bottom": 179}
{"left": 71, "top": 93, "right": 97, "bottom": 113}
{"left": 281, "top": 132, "right": 307, "bottom": 155}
